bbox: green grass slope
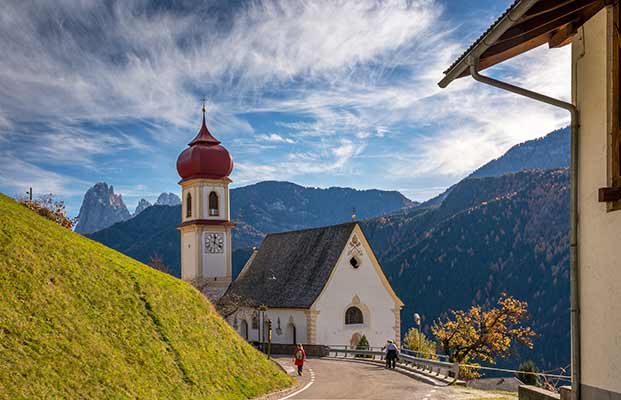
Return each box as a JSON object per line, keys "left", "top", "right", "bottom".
{"left": 0, "top": 194, "right": 291, "bottom": 399}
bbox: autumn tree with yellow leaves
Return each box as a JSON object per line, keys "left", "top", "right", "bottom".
{"left": 432, "top": 294, "right": 535, "bottom": 367}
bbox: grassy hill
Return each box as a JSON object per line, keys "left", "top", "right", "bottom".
{"left": 0, "top": 194, "right": 291, "bottom": 399}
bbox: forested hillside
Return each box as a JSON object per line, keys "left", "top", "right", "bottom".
{"left": 364, "top": 169, "right": 570, "bottom": 370}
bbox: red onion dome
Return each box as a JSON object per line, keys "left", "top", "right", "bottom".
{"left": 176, "top": 113, "right": 234, "bottom": 182}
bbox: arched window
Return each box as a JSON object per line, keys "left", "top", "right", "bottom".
{"left": 209, "top": 191, "right": 219, "bottom": 216}
{"left": 345, "top": 306, "right": 364, "bottom": 325}
{"left": 186, "top": 193, "right": 192, "bottom": 218}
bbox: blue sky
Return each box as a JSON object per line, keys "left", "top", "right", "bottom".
{"left": 0, "top": 0, "right": 571, "bottom": 216}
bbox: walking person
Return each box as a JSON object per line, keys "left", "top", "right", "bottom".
{"left": 384, "top": 340, "right": 398, "bottom": 369}
{"left": 293, "top": 344, "right": 306, "bottom": 376}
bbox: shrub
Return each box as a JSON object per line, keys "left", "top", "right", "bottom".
{"left": 19, "top": 194, "right": 75, "bottom": 229}
{"left": 403, "top": 328, "right": 436, "bottom": 358}
{"left": 516, "top": 360, "right": 541, "bottom": 386}
{"left": 356, "top": 335, "right": 371, "bottom": 358}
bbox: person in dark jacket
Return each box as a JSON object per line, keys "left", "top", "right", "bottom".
{"left": 293, "top": 344, "right": 307, "bottom": 376}
{"left": 384, "top": 340, "right": 398, "bottom": 369}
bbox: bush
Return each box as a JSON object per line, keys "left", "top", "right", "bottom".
{"left": 19, "top": 194, "right": 75, "bottom": 229}
{"left": 356, "top": 335, "right": 371, "bottom": 358}
{"left": 516, "top": 360, "right": 541, "bottom": 386}
{"left": 403, "top": 328, "right": 436, "bottom": 358}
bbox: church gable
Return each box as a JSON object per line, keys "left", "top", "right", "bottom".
{"left": 312, "top": 225, "right": 403, "bottom": 311}
{"left": 309, "top": 225, "right": 403, "bottom": 346}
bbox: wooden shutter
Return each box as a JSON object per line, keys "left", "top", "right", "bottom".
{"left": 613, "top": 2, "right": 621, "bottom": 188}
{"left": 601, "top": 3, "right": 621, "bottom": 206}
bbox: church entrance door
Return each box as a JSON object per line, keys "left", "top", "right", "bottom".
{"left": 288, "top": 323, "right": 297, "bottom": 345}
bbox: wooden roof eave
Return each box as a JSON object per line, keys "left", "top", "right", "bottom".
{"left": 439, "top": 0, "right": 608, "bottom": 87}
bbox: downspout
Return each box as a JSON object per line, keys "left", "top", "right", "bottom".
{"left": 468, "top": 57, "right": 581, "bottom": 400}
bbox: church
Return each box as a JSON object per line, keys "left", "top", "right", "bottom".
{"left": 175, "top": 106, "right": 403, "bottom": 348}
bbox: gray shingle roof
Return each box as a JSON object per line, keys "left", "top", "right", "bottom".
{"left": 219, "top": 222, "right": 357, "bottom": 309}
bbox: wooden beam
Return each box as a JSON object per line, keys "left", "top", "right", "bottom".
{"left": 548, "top": 22, "right": 577, "bottom": 47}
{"left": 598, "top": 187, "right": 621, "bottom": 202}
{"left": 500, "top": 0, "right": 597, "bottom": 41}
{"left": 524, "top": 0, "right": 577, "bottom": 18}
{"left": 484, "top": 14, "right": 581, "bottom": 58}
{"left": 455, "top": 33, "right": 552, "bottom": 78}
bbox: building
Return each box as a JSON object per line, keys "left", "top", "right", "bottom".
{"left": 175, "top": 106, "right": 403, "bottom": 349}
{"left": 439, "top": 1, "right": 621, "bottom": 399}
{"left": 176, "top": 104, "right": 235, "bottom": 300}
{"left": 218, "top": 222, "right": 404, "bottom": 348}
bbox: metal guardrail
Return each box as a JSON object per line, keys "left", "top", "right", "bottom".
{"left": 326, "top": 346, "right": 459, "bottom": 381}
{"left": 326, "top": 346, "right": 571, "bottom": 384}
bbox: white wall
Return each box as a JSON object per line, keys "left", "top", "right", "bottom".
{"left": 312, "top": 228, "right": 401, "bottom": 348}
{"left": 573, "top": 7, "right": 621, "bottom": 396}
{"left": 232, "top": 307, "right": 308, "bottom": 344}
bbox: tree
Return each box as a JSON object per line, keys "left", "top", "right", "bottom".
{"left": 432, "top": 294, "right": 535, "bottom": 366}
{"left": 403, "top": 328, "right": 436, "bottom": 358}
{"left": 18, "top": 193, "right": 75, "bottom": 229}
{"left": 148, "top": 254, "right": 170, "bottom": 274}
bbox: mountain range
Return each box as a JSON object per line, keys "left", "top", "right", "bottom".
{"left": 74, "top": 187, "right": 181, "bottom": 234}
{"left": 86, "top": 182, "right": 415, "bottom": 276}
{"left": 84, "top": 126, "right": 571, "bottom": 370}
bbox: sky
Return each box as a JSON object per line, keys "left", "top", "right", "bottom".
{"left": 0, "top": 0, "right": 572, "bottom": 216}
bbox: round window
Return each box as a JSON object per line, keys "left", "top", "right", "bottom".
{"left": 350, "top": 256, "right": 360, "bottom": 269}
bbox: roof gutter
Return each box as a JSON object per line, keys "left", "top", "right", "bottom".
{"left": 468, "top": 57, "right": 581, "bottom": 400}
{"left": 438, "top": 0, "right": 540, "bottom": 88}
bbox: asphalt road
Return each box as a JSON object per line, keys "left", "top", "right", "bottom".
{"left": 279, "top": 358, "right": 488, "bottom": 400}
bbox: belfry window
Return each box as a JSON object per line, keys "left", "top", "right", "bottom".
{"left": 186, "top": 193, "right": 192, "bottom": 218}
{"left": 209, "top": 191, "right": 219, "bottom": 216}
{"left": 345, "top": 306, "right": 364, "bottom": 325}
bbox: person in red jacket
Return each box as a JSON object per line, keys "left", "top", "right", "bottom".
{"left": 293, "top": 344, "right": 306, "bottom": 376}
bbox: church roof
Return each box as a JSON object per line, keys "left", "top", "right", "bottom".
{"left": 219, "top": 222, "right": 357, "bottom": 309}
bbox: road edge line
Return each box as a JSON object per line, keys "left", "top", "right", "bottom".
{"left": 279, "top": 368, "right": 315, "bottom": 400}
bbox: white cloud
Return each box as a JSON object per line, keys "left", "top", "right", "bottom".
{"left": 0, "top": 153, "right": 89, "bottom": 197}
{"left": 0, "top": 0, "right": 573, "bottom": 203}
{"left": 258, "top": 133, "right": 295, "bottom": 144}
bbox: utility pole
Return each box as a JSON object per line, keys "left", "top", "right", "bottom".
{"left": 267, "top": 318, "right": 272, "bottom": 360}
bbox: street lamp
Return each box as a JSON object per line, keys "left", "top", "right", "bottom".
{"left": 413, "top": 313, "right": 422, "bottom": 355}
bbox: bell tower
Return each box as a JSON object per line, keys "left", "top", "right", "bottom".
{"left": 176, "top": 101, "right": 234, "bottom": 299}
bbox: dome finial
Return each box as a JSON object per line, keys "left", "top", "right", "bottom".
{"left": 201, "top": 96, "right": 206, "bottom": 120}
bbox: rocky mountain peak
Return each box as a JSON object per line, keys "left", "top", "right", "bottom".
{"left": 156, "top": 192, "right": 181, "bottom": 206}
{"left": 134, "top": 199, "right": 152, "bottom": 216}
{"left": 74, "top": 183, "right": 131, "bottom": 234}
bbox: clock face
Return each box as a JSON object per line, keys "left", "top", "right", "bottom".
{"left": 204, "top": 232, "right": 224, "bottom": 254}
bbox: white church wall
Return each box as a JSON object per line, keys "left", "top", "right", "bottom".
{"left": 312, "top": 229, "right": 400, "bottom": 348}
{"left": 232, "top": 307, "right": 308, "bottom": 345}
